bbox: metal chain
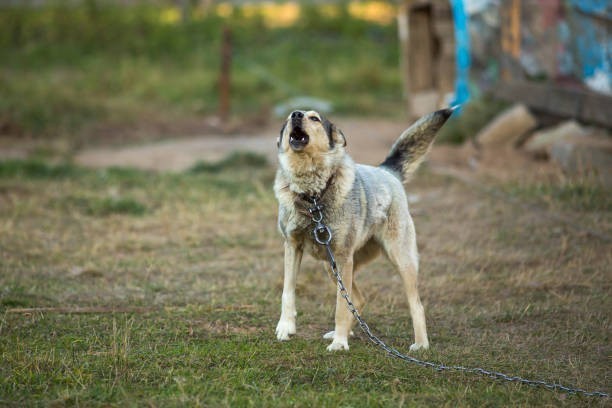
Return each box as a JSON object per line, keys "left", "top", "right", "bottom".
{"left": 307, "top": 198, "right": 609, "bottom": 398}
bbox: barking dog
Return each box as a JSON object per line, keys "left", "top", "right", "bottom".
{"left": 274, "top": 109, "right": 452, "bottom": 351}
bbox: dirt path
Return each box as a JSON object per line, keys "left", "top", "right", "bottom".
{"left": 72, "top": 116, "right": 563, "bottom": 186}
{"left": 74, "top": 117, "right": 410, "bottom": 171}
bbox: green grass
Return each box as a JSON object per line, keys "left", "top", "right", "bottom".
{"left": 0, "top": 2, "right": 402, "bottom": 140}
{"left": 0, "top": 159, "right": 81, "bottom": 179}
{"left": 0, "top": 157, "right": 609, "bottom": 405}
{"left": 503, "top": 178, "right": 612, "bottom": 212}
{"left": 57, "top": 195, "right": 148, "bottom": 217}
{"left": 189, "top": 151, "right": 269, "bottom": 174}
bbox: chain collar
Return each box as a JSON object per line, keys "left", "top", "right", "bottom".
{"left": 307, "top": 197, "right": 333, "bottom": 247}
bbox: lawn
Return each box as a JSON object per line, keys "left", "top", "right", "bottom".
{"left": 0, "top": 2, "right": 402, "bottom": 142}
{"left": 0, "top": 157, "right": 609, "bottom": 406}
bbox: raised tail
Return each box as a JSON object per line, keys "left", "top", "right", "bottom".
{"left": 380, "top": 107, "right": 455, "bottom": 183}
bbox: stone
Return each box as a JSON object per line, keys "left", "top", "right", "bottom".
{"left": 524, "top": 120, "right": 588, "bottom": 157}
{"left": 550, "top": 132, "right": 612, "bottom": 187}
{"left": 476, "top": 104, "right": 537, "bottom": 147}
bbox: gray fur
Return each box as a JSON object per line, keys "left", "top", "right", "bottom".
{"left": 274, "top": 109, "right": 450, "bottom": 351}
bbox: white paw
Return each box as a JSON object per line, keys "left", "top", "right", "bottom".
{"left": 323, "top": 330, "right": 354, "bottom": 339}
{"left": 275, "top": 320, "right": 296, "bottom": 341}
{"left": 409, "top": 342, "right": 429, "bottom": 352}
{"left": 326, "top": 339, "right": 349, "bottom": 351}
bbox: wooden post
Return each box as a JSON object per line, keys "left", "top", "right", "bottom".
{"left": 409, "top": 4, "right": 435, "bottom": 92}
{"left": 501, "top": 0, "right": 521, "bottom": 80}
{"left": 219, "top": 26, "right": 232, "bottom": 126}
{"left": 398, "top": 0, "right": 412, "bottom": 117}
{"left": 180, "top": 0, "right": 191, "bottom": 24}
{"left": 510, "top": 0, "right": 521, "bottom": 59}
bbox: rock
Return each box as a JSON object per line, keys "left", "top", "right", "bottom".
{"left": 550, "top": 131, "right": 612, "bottom": 187}
{"left": 476, "top": 104, "right": 537, "bottom": 148}
{"left": 524, "top": 120, "right": 588, "bottom": 157}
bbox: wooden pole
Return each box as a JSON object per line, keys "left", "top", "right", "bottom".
{"left": 501, "top": 0, "right": 521, "bottom": 81}
{"left": 398, "top": 0, "right": 412, "bottom": 117}
{"left": 219, "top": 26, "right": 232, "bottom": 126}
{"left": 180, "top": 0, "right": 191, "bottom": 24}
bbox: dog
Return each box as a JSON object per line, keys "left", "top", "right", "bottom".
{"left": 274, "top": 108, "right": 452, "bottom": 351}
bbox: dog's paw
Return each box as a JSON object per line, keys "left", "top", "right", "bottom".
{"left": 326, "top": 339, "right": 349, "bottom": 351}
{"left": 409, "top": 342, "right": 429, "bottom": 352}
{"left": 275, "top": 320, "right": 296, "bottom": 341}
{"left": 323, "top": 330, "right": 354, "bottom": 339}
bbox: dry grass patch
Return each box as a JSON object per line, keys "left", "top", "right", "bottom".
{"left": 0, "top": 158, "right": 609, "bottom": 405}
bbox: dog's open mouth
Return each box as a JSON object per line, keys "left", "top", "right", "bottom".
{"left": 289, "top": 128, "right": 309, "bottom": 150}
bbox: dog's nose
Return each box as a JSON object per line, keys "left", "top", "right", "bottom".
{"left": 290, "top": 111, "right": 304, "bottom": 119}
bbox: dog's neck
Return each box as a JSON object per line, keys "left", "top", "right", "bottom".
{"left": 276, "top": 153, "right": 355, "bottom": 208}
{"left": 298, "top": 172, "right": 335, "bottom": 203}
{"left": 278, "top": 152, "right": 340, "bottom": 196}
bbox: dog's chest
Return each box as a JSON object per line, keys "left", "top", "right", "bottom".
{"left": 304, "top": 238, "right": 332, "bottom": 261}
{"left": 281, "top": 209, "right": 349, "bottom": 261}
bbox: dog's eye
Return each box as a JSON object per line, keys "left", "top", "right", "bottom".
{"left": 309, "top": 116, "right": 320, "bottom": 122}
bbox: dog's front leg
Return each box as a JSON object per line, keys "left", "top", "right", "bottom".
{"left": 276, "top": 240, "right": 303, "bottom": 341}
{"left": 327, "top": 256, "right": 353, "bottom": 351}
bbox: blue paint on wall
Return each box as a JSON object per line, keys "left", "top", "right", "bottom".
{"left": 567, "top": 0, "right": 611, "bottom": 93}
{"left": 568, "top": 0, "right": 612, "bottom": 20}
{"left": 450, "top": 0, "right": 471, "bottom": 112}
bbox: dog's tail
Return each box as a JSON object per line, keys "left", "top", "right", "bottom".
{"left": 379, "top": 107, "right": 454, "bottom": 183}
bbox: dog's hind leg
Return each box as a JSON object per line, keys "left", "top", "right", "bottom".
{"left": 276, "top": 241, "right": 303, "bottom": 341}
{"left": 350, "top": 282, "right": 366, "bottom": 316}
{"left": 382, "top": 223, "right": 429, "bottom": 351}
{"left": 347, "top": 243, "right": 377, "bottom": 318}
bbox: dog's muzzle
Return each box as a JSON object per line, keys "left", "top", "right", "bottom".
{"left": 289, "top": 110, "right": 309, "bottom": 151}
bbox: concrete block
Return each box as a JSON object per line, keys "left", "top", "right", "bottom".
{"left": 476, "top": 104, "right": 537, "bottom": 147}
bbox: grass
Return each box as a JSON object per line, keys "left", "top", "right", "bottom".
{"left": 0, "top": 157, "right": 609, "bottom": 406}
{"left": 57, "top": 195, "right": 148, "bottom": 217}
{"left": 189, "top": 151, "right": 269, "bottom": 174}
{"left": 503, "top": 178, "right": 612, "bottom": 213}
{"left": 0, "top": 2, "right": 403, "bottom": 141}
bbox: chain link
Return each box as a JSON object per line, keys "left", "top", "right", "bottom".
{"left": 307, "top": 198, "right": 609, "bottom": 398}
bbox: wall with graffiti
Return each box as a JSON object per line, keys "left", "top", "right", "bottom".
{"left": 464, "top": 0, "right": 611, "bottom": 96}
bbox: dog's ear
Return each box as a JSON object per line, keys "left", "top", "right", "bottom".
{"left": 335, "top": 128, "right": 347, "bottom": 147}
{"left": 329, "top": 124, "right": 347, "bottom": 148}
{"left": 322, "top": 117, "right": 346, "bottom": 148}
{"left": 277, "top": 122, "right": 287, "bottom": 148}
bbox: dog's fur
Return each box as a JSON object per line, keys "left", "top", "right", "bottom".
{"left": 274, "top": 109, "right": 452, "bottom": 351}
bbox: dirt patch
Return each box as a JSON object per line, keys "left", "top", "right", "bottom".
{"left": 72, "top": 117, "right": 411, "bottom": 171}
{"left": 3, "top": 115, "right": 563, "bottom": 184}
{"left": 71, "top": 116, "right": 564, "bottom": 186}
{"left": 75, "top": 135, "right": 278, "bottom": 172}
